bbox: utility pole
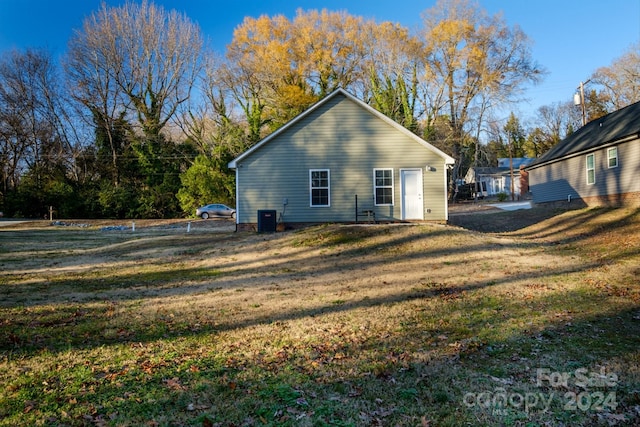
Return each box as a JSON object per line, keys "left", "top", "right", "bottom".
{"left": 579, "top": 81, "right": 586, "bottom": 126}
{"left": 575, "top": 79, "right": 591, "bottom": 126}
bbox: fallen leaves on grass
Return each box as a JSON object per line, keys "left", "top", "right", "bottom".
{"left": 164, "top": 377, "right": 186, "bottom": 391}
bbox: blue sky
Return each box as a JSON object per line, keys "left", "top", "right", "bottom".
{"left": 0, "top": 0, "right": 638, "bottom": 120}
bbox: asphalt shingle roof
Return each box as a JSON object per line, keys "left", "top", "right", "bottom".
{"left": 527, "top": 100, "right": 640, "bottom": 168}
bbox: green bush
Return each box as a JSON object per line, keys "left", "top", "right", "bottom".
{"left": 497, "top": 192, "right": 508, "bottom": 202}
{"left": 177, "top": 155, "right": 235, "bottom": 216}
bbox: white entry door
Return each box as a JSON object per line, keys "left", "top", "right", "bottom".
{"left": 401, "top": 169, "right": 424, "bottom": 220}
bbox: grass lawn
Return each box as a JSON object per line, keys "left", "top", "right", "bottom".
{"left": 1, "top": 207, "right": 639, "bottom": 426}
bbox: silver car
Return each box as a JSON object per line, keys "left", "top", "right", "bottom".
{"left": 196, "top": 204, "right": 236, "bottom": 219}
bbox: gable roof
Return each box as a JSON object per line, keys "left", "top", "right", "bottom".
{"left": 527, "top": 100, "right": 640, "bottom": 169}
{"left": 228, "top": 88, "right": 455, "bottom": 168}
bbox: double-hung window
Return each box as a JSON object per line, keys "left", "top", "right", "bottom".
{"left": 586, "top": 154, "right": 595, "bottom": 185}
{"left": 310, "top": 169, "right": 330, "bottom": 207}
{"left": 374, "top": 169, "right": 394, "bottom": 205}
{"left": 607, "top": 147, "right": 618, "bottom": 168}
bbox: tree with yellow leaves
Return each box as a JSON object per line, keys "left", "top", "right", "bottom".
{"left": 221, "top": 2, "right": 543, "bottom": 182}
{"left": 420, "top": 0, "right": 544, "bottom": 184}
{"left": 224, "top": 10, "right": 382, "bottom": 138}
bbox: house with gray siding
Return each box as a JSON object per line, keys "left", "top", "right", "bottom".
{"left": 464, "top": 158, "right": 534, "bottom": 199}
{"left": 526, "top": 101, "right": 640, "bottom": 207}
{"left": 228, "top": 89, "right": 455, "bottom": 230}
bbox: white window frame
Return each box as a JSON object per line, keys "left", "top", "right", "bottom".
{"left": 309, "top": 169, "right": 330, "bottom": 207}
{"left": 607, "top": 147, "right": 618, "bottom": 169}
{"left": 586, "top": 153, "right": 595, "bottom": 185}
{"left": 373, "top": 168, "right": 394, "bottom": 206}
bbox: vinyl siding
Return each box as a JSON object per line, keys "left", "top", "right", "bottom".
{"left": 235, "top": 93, "right": 449, "bottom": 223}
{"left": 529, "top": 137, "right": 640, "bottom": 204}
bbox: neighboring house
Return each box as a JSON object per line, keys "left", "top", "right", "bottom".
{"left": 465, "top": 158, "right": 534, "bottom": 198}
{"left": 496, "top": 158, "right": 533, "bottom": 169}
{"left": 526, "top": 101, "right": 640, "bottom": 207}
{"left": 228, "top": 89, "right": 455, "bottom": 230}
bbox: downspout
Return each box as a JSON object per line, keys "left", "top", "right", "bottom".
{"left": 445, "top": 164, "right": 452, "bottom": 221}
{"left": 234, "top": 167, "right": 239, "bottom": 232}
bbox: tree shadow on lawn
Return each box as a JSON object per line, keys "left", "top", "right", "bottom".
{"left": 2, "top": 211, "right": 640, "bottom": 425}
{"left": 0, "top": 226, "right": 485, "bottom": 308}
{"left": 449, "top": 205, "right": 575, "bottom": 233}
{"left": 1, "top": 240, "right": 637, "bottom": 359}
{"left": 512, "top": 207, "right": 640, "bottom": 243}
{"left": 2, "top": 207, "right": 640, "bottom": 359}
{"left": 3, "top": 220, "right": 624, "bottom": 315}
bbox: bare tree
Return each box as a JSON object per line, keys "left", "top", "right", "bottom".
{"left": 65, "top": 0, "right": 205, "bottom": 155}
{"left": 65, "top": 1, "right": 206, "bottom": 216}
{"left": 591, "top": 42, "right": 640, "bottom": 111}
{"left": 65, "top": 13, "right": 130, "bottom": 186}
{"left": 0, "top": 49, "right": 70, "bottom": 189}
{"left": 523, "top": 101, "right": 580, "bottom": 158}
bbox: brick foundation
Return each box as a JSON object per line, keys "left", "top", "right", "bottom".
{"left": 534, "top": 191, "right": 640, "bottom": 209}
{"left": 582, "top": 191, "right": 640, "bottom": 207}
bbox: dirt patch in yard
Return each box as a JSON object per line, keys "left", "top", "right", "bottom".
{"left": 448, "top": 203, "right": 566, "bottom": 233}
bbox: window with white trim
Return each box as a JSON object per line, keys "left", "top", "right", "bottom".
{"left": 586, "top": 153, "right": 595, "bottom": 185}
{"left": 608, "top": 147, "right": 618, "bottom": 168}
{"left": 374, "top": 169, "right": 394, "bottom": 205}
{"left": 310, "top": 169, "right": 330, "bottom": 207}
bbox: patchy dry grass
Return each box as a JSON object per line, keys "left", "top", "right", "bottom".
{"left": 0, "top": 208, "right": 639, "bottom": 426}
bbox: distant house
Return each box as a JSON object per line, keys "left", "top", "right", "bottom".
{"left": 526, "top": 101, "right": 640, "bottom": 207}
{"left": 228, "top": 89, "right": 455, "bottom": 230}
{"left": 464, "top": 158, "right": 534, "bottom": 198}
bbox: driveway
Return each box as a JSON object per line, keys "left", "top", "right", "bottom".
{"left": 488, "top": 201, "right": 532, "bottom": 211}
